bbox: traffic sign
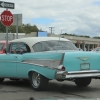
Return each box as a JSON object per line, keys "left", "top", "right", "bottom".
{"left": 1, "top": 10, "right": 14, "bottom": 26}
{"left": 0, "top": 1, "right": 14, "bottom": 9}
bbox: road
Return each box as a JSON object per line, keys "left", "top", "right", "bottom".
{"left": 0, "top": 79, "right": 100, "bottom": 100}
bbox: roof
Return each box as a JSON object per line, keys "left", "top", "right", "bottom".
{"left": 10, "top": 37, "right": 70, "bottom": 47}
{"left": 0, "top": 40, "right": 10, "bottom": 43}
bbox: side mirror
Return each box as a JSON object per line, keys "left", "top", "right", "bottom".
{"left": 4, "top": 48, "right": 7, "bottom": 54}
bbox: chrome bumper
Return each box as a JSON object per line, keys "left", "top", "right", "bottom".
{"left": 55, "top": 70, "right": 100, "bottom": 80}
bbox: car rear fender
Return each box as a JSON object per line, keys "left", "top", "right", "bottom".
{"left": 28, "top": 66, "right": 56, "bottom": 80}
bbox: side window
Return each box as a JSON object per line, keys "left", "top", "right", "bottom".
{"left": 0, "top": 43, "right": 4, "bottom": 50}
{"left": 33, "top": 42, "right": 42, "bottom": 52}
{"left": 41, "top": 42, "right": 50, "bottom": 51}
{"left": 10, "top": 43, "right": 18, "bottom": 54}
{"left": 19, "top": 43, "right": 31, "bottom": 53}
{"left": 33, "top": 42, "right": 51, "bottom": 52}
{"left": 9, "top": 42, "right": 31, "bottom": 54}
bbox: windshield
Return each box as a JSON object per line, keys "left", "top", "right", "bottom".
{"left": 33, "top": 40, "right": 78, "bottom": 52}
{"left": 0, "top": 43, "right": 4, "bottom": 50}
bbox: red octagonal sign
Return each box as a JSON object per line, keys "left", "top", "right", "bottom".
{"left": 1, "top": 10, "right": 13, "bottom": 26}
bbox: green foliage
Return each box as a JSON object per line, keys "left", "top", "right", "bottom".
{"left": 0, "top": 23, "right": 39, "bottom": 34}
{"left": 93, "top": 36, "right": 100, "bottom": 39}
{"left": 0, "top": 22, "right": 99, "bottom": 39}
{"left": 61, "top": 33, "right": 90, "bottom": 38}
{"left": 0, "top": 22, "right": 6, "bottom": 33}
{"left": 8, "top": 25, "right": 25, "bottom": 33}
{"left": 22, "top": 24, "right": 39, "bottom": 34}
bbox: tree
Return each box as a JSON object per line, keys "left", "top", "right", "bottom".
{"left": 0, "top": 22, "right": 6, "bottom": 33}
{"left": 22, "top": 24, "right": 39, "bottom": 34}
{"left": 31, "top": 25, "right": 39, "bottom": 32}
{"left": 93, "top": 36, "right": 100, "bottom": 39}
{"left": 0, "top": 23, "right": 39, "bottom": 34}
{"left": 9, "top": 25, "right": 25, "bottom": 33}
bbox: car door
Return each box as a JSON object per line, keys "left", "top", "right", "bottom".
{"left": 0, "top": 43, "right": 20, "bottom": 78}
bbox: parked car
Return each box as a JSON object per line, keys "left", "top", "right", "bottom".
{"left": 0, "top": 40, "right": 9, "bottom": 54}
{"left": 0, "top": 37, "right": 100, "bottom": 91}
{"left": 92, "top": 47, "right": 100, "bottom": 52}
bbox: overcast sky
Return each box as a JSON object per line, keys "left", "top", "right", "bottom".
{"left": 0, "top": 0, "right": 100, "bottom": 37}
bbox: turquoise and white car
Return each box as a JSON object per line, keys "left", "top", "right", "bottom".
{"left": 0, "top": 37, "right": 100, "bottom": 90}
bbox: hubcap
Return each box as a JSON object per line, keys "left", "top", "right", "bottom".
{"left": 32, "top": 72, "right": 40, "bottom": 88}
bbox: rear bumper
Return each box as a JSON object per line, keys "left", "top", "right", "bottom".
{"left": 55, "top": 70, "right": 100, "bottom": 80}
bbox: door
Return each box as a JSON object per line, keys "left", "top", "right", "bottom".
{"left": 0, "top": 42, "right": 22, "bottom": 78}
{"left": 0, "top": 53, "right": 18, "bottom": 77}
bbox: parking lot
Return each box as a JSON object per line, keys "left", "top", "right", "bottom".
{"left": 0, "top": 79, "right": 100, "bottom": 100}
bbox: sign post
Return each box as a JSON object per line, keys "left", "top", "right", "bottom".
{"left": 12, "top": 14, "right": 22, "bottom": 39}
{"left": 6, "top": 10, "right": 8, "bottom": 52}
{"left": 0, "top": 1, "right": 14, "bottom": 52}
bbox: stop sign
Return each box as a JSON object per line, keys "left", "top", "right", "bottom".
{"left": 1, "top": 10, "right": 13, "bottom": 26}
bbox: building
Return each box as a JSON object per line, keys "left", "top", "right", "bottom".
{"left": 26, "top": 32, "right": 100, "bottom": 51}
{"left": 48, "top": 34, "right": 100, "bottom": 51}
{"left": 0, "top": 33, "right": 25, "bottom": 40}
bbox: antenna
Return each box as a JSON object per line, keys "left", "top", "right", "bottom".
{"left": 56, "top": 30, "right": 62, "bottom": 52}
{"left": 59, "top": 30, "right": 62, "bottom": 41}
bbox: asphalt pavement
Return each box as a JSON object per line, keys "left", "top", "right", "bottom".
{"left": 0, "top": 79, "right": 100, "bottom": 100}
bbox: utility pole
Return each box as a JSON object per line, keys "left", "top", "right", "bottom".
{"left": 49, "top": 27, "right": 55, "bottom": 34}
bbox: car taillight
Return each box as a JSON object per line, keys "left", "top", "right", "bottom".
{"left": 57, "top": 65, "right": 66, "bottom": 71}
{"left": 61, "top": 66, "right": 65, "bottom": 71}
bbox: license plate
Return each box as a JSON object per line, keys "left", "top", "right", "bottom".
{"left": 80, "top": 63, "right": 90, "bottom": 70}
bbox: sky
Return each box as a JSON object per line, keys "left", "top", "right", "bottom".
{"left": 0, "top": 0, "right": 100, "bottom": 37}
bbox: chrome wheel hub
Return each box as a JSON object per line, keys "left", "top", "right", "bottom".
{"left": 32, "top": 72, "right": 40, "bottom": 88}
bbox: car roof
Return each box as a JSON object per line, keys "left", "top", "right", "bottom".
{"left": 10, "top": 37, "right": 70, "bottom": 47}
{"left": 0, "top": 40, "right": 10, "bottom": 43}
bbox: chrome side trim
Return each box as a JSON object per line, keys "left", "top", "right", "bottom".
{"left": 0, "top": 60, "right": 48, "bottom": 68}
{"left": 22, "top": 59, "right": 60, "bottom": 69}
{"left": 0, "top": 59, "right": 64, "bottom": 70}
{"left": 59, "top": 53, "right": 65, "bottom": 65}
{"left": 22, "top": 62, "right": 47, "bottom": 67}
{"left": 0, "top": 60, "right": 20, "bottom": 63}
{"left": 22, "top": 59, "right": 60, "bottom": 62}
{"left": 22, "top": 62, "right": 63, "bottom": 70}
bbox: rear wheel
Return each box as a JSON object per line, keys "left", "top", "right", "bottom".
{"left": 74, "top": 78, "right": 91, "bottom": 87}
{"left": 0, "top": 78, "right": 4, "bottom": 83}
{"left": 29, "top": 72, "right": 48, "bottom": 90}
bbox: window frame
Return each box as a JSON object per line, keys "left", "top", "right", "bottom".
{"left": 8, "top": 42, "right": 31, "bottom": 54}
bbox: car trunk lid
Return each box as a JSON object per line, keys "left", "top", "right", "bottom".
{"left": 63, "top": 51, "right": 100, "bottom": 71}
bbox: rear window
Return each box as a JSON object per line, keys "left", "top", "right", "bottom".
{"left": 32, "top": 40, "right": 78, "bottom": 52}
{"left": 0, "top": 43, "right": 4, "bottom": 50}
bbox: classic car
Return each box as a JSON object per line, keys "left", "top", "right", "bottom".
{"left": 0, "top": 37, "right": 100, "bottom": 90}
